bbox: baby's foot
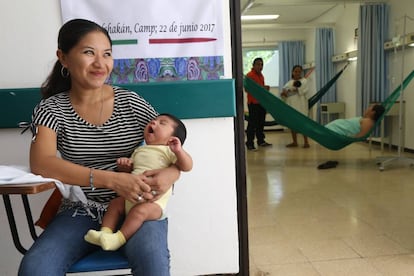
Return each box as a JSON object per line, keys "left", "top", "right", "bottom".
{"left": 100, "top": 231, "right": 126, "bottom": 251}
{"left": 84, "top": 229, "right": 103, "bottom": 246}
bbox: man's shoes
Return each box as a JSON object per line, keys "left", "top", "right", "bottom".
{"left": 259, "top": 142, "right": 272, "bottom": 147}
{"left": 246, "top": 144, "right": 257, "bottom": 151}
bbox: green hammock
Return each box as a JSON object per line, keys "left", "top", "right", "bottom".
{"left": 243, "top": 69, "right": 414, "bottom": 151}
{"left": 308, "top": 63, "right": 348, "bottom": 109}
{"left": 245, "top": 64, "right": 348, "bottom": 126}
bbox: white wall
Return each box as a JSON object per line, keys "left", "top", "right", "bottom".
{"left": 242, "top": 28, "right": 308, "bottom": 47}
{"left": 0, "top": 1, "right": 239, "bottom": 275}
{"left": 334, "top": 3, "right": 360, "bottom": 118}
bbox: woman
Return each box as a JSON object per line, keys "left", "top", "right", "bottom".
{"left": 281, "top": 65, "right": 310, "bottom": 148}
{"left": 18, "top": 19, "right": 178, "bottom": 276}
{"left": 325, "top": 104, "right": 385, "bottom": 138}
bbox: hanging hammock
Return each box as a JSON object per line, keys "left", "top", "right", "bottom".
{"left": 308, "top": 63, "right": 349, "bottom": 109}
{"left": 245, "top": 63, "right": 348, "bottom": 126}
{"left": 243, "top": 69, "right": 414, "bottom": 151}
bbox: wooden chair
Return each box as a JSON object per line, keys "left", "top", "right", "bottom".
{"left": 0, "top": 182, "right": 131, "bottom": 275}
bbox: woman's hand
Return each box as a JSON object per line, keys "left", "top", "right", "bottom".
{"left": 142, "top": 166, "right": 180, "bottom": 200}
{"left": 110, "top": 172, "right": 152, "bottom": 203}
{"left": 109, "top": 165, "right": 179, "bottom": 203}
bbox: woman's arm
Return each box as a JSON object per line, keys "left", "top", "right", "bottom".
{"left": 281, "top": 80, "right": 292, "bottom": 97}
{"left": 297, "top": 78, "right": 309, "bottom": 96}
{"left": 30, "top": 125, "right": 151, "bottom": 203}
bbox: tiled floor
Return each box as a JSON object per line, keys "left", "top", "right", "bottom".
{"left": 246, "top": 130, "right": 414, "bottom": 276}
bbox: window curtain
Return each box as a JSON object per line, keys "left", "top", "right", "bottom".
{"left": 315, "top": 28, "right": 336, "bottom": 122}
{"left": 357, "top": 3, "right": 389, "bottom": 114}
{"left": 278, "top": 41, "right": 305, "bottom": 91}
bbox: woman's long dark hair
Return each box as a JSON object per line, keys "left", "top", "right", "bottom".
{"left": 41, "top": 19, "right": 112, "bottom": 99}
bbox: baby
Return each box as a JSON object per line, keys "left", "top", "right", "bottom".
{"left": 84, "top": 113, "right": 193, "bottom": 250}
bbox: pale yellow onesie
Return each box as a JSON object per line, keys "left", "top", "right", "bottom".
{"left": 125, "top": 145, "right": 176, "bottom": 215}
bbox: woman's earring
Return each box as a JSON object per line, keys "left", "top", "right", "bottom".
{"left": 61, "top": 66, "right": 70, "bottom": 78}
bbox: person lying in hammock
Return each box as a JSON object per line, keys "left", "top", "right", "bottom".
{"left": 325, "top": 104, "right": 385, "bottom": 138}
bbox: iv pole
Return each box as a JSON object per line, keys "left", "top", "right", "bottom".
{"left": 378, "top": 14, "right": 414, "bottom": 171}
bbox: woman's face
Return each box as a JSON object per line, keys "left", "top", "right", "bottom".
{"left": 58, "top": 31, "right": 113, "bottom": 90}
{"left": 364, "top": 105, "right": 375, "bottom": 119}
{"left": 292, "top": 67, "right": 303, "bottom": 80}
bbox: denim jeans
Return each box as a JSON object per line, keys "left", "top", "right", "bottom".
{"left": 18, "top": 208, "right": 170, "bottom": 276}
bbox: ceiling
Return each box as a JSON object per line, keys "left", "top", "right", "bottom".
{"left": 240, "top": 0, "right": 376, "bottom": 30}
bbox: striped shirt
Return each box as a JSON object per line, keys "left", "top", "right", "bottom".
{"left": 32, "top": 86, "right": 158, "bottom": 203}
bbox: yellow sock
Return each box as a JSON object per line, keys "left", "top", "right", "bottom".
{"left": 84, "top": 227, "right": 112, "bottom": 246}
{"left": 100, "top": 231, "right": 126, "bottom": 251}
{"left": 101, "top": 227, "right": 113, "bottom": 234}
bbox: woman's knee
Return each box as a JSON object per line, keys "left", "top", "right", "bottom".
{"left": 124, "top": 219, "right": 170, "bottom": 275}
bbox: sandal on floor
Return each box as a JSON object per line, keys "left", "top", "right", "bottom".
{"left": 317, "top": 160, "right": 338, "bottom": 169}
{"left": 286, "top": 143, "right": 298, "bottom": 148}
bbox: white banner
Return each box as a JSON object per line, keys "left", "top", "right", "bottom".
{"left": 60, "top": 0, "right": 224, "bottom": 60}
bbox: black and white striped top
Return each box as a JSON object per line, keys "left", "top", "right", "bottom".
{"left": 32, "top": 86, "right": 158, "bottom": 203}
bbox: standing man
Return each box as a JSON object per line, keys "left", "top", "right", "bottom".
{"left": 245, "top": 57, "right": 272, "bottom": 151}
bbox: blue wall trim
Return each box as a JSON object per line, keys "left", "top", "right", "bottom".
{"left": 0, "top": 79, "right": 236, "bottom": 128}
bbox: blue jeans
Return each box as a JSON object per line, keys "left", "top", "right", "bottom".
{"left": 18, "top": 208, "right": 170, "bottom": 276}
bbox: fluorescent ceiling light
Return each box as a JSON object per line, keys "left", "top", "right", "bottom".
{"left": 241, "top": 15, "right": 279, "bottom": 21}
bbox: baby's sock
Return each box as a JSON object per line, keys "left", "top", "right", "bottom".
{"left": 84, "top": 227, "right": 112, "bottom": 246}
{"left": 100, "top": 230, "right": 126, "bottom": 251}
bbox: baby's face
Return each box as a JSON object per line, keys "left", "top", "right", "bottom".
{"left": 144, "top": 115, "right": 176, "bottom": 145}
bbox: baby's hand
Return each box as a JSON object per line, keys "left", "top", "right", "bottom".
{"left": 168, "top": 136, "right": 182, "bottom": 153}
{"left": 117, "top": 157, "right": 133, "bottom": 172}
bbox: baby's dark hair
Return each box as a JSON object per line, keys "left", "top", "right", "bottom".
{"left": 372, "top": 104, "right": 385, "bottom": 121}
{"left": 159, "top": 113, "right": 187, "bottom": 145}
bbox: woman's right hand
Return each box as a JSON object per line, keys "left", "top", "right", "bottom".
{"left": 110, "top": 172, "right": 152, "bottom": 203}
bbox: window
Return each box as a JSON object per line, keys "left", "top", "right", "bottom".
{"left": 242, "top": 48, "right": 279, "bottom": 87}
